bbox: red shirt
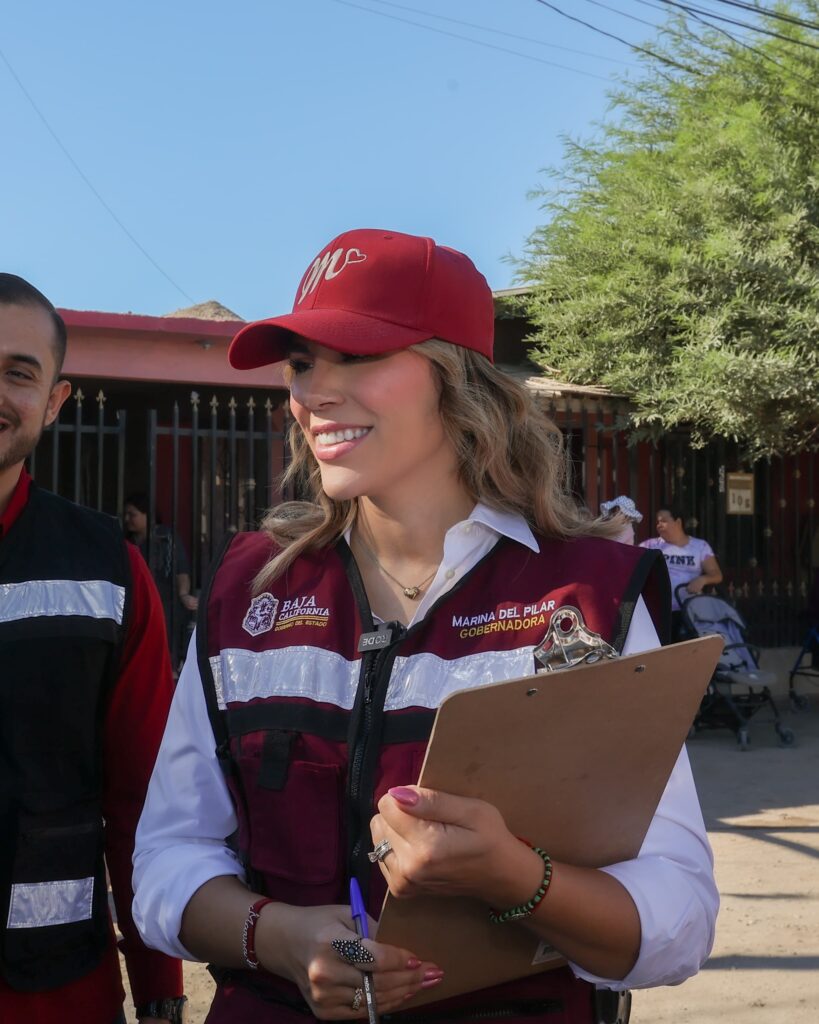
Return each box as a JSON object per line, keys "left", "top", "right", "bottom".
{"left": 0, "top": 466, "right": 32, "bottom": 537}
{"left": 0, "top": 468, "right": 183, "bottom": 1022}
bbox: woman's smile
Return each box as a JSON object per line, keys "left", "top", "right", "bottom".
{"left": 311, "top": 423, "right": 372, "bottom": 460}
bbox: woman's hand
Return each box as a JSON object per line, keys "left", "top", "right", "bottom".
{"left": 370, "top": 786, "right": 540, "bottom": 908}
{"left": 257, "top": 903, "right": 443, "bottom": 1019}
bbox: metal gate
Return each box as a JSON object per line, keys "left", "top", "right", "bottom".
{"left": 547, "top": 395, "right": 817, "bottom": 647}
{"left": 32, "top": 386, "right": 288, "bottom": 669}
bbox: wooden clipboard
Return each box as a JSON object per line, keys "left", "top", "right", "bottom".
{"left": 376, "top": 635, "right": 723, "bottom": 1006}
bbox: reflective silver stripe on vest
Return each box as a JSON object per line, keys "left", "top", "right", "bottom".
{"left": 387, "top": 648, "right": 535, "bottom": 709}
{"left": 211, "top": 646, "right": 360, "bottom": 711}
{"left": 0, "top": 579, "right": 125, "bottom": 625}
{"left": 210, "top": 645, "right": 535, "bottom": 712}
{"left": 7, "top": 877, "right": 94, "bottom": 929}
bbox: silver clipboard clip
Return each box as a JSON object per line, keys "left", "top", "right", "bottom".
{"left": 533, "top": 606, "right": 619, "bottom": 673}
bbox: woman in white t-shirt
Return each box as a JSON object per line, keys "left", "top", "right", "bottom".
{"left": 640, "top": 505, "right": 723, "bottom": 636}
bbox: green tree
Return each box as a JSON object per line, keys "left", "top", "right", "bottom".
{"left": 517, "top": 3, "right": 819, "bottom": 458}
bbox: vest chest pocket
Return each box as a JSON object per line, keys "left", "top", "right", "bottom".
{"left": 233, "top": 731, "right": 343, "bottom": 885}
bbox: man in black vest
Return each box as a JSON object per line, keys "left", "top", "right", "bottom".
{"left": 0, "top": 275, "right": 185, "bottom": 1023}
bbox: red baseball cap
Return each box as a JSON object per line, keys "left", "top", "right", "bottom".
{"left": 228, "top": 228, "right": 495, "bottom": 369}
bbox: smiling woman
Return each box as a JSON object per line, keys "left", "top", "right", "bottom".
{"left": 132, "top": 229, "right": 718, "bottom": 1024}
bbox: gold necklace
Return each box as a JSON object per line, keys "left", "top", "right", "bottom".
{"left": 354, "top": 533, "right": 438, "bottom": 600}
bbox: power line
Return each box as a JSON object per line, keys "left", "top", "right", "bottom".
{"left": 532, "top": 0, "right": 704, "bottom": 74}
{"left": 656, "top": 0, "right": 819, "bottom": 50}
{"left": 363, "top": 0, "right": 637, "bottom": 65}
{"left": 701, "top": 0, "right": 819, "bottom": 33}
{"left": 0, "top": 47, "right": 194, "bottom": 304}
{"left": 326, "top": 0, "right": 615, "bottom": 80}
{"left": 581, "top": 0, "right": 734, "bottom": 73}
{"left": 629, "top": 0, "right": 817, "bottom": 84}
{"left": 581, "top": 0, "right": 662, "bottom": 29}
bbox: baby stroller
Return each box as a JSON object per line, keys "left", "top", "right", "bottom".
{"left": 677, "top": 587, "right": 795, "bottom": 750}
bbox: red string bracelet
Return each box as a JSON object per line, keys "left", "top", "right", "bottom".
{"left": 242, "top": 897, "right": 276, "bottom": 970}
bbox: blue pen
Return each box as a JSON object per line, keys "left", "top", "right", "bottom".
{"left": 350, "top": 877, "right": 379, "bottom": 1023}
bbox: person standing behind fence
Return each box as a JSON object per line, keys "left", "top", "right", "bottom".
{"left": 124, "top": 492, "right": 198, "bottom": 666}
{"left": 0, "top": 275, "right": 184, "bottom": 1024}
{"left": 640, "top": 504, "right": 723, "bottom": 638}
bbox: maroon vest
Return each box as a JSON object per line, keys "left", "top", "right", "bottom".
{"left": 198, "top": 531, "right": 669, "bottom": 1023}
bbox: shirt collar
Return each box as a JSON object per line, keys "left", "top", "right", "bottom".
{"left": 0, "top": 466, "right": 32, "bottom": 538}
{"left": 343, "top": 503, "right": 539, "bottom": 553}
{"left": 466, "top": 502, "right": 540, "bottom": 553}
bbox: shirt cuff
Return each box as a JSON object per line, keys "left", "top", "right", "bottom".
{"left": 132, "top": 844, "right": 245, "bottom": 961}
{"left": 568, "top": 852, "right": 717, "bottom": 990}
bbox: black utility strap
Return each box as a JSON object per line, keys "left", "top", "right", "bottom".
{"left": 611, "top": 548, "right": 672, "bottom": 652}
{"left": 225, "top": 701, "right": 435, "bottom": 744}
{"left": 197, "top": 532, "right": 242, "bottom": 756}
{"left": 257, "top": 730, "right": 295, "bottom": 790}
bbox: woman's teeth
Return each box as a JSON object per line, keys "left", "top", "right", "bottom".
{"left": 317, "top": 427, "right": 369, "bottom": 446}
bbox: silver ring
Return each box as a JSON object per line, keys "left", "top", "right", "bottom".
{"left": 332, "top": 938, "right": 375, "bottom": 966}
{"left": 351, "top": 987, "right": 363, "bottom": 1011}
{"left": 367, "top": 838, "right": 393, "bottom": 863}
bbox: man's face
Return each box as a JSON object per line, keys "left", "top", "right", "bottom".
{"left": 0, "top": 303, "right": 70, "bottom": 475}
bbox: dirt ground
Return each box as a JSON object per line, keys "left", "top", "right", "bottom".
{"left": 121, "top": 651, "right": 819, "bottom": 1023}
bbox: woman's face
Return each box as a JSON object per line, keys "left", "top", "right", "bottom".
{"left": 287, "top": 340, "right": 455, "bottom": 504}
{"left": 124, "top": 503, "right": 147, "bottom": 537}
{"left": 656, "top": 509, "right": 682, "bottom": 541}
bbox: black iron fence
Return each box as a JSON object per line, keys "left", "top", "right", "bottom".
{"left": 547, "top": 395, "right": 817, "bottom": 648}
{"left": 32, "top": 387, "right": 817, "bottom": 655}
{"left": 29, "top": 388, "right": 127, "bottom": 511}
{"left": 32, "top": 386, "right": 288, "bottom": 668}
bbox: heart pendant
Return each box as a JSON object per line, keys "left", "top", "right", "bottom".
{"left": 403, "top": 586, "right": 420, "bottom": 599}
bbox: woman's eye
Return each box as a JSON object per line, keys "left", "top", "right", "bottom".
{"left": 287, "top": 358, "right": 312, "bottom": 375}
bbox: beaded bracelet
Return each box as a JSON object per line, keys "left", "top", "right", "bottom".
{"left": 488, "top": 846, "right": 553, "bottom": 925}
{"left": 242, "top": 897, "right": 276, "bottom": 970}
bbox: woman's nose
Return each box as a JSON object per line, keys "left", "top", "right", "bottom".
{"left": 291, "top": 363, "right": 343, "bottom": 410}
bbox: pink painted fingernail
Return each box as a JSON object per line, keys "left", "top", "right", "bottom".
{"left": 423, "top": 969, "right": 444, "bottom": 982}
{"left": 389, "top": 786, "right": 419, "bottom": 806}
{"left": 421, "top": 976, "right": 444, "bottom": 989}
{"left": 406, "top": 957, "right": 421, "bottom": 969}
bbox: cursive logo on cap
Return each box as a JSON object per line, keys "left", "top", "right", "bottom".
{"left": 298, "top": 247, "right": 367, "bottom": 303}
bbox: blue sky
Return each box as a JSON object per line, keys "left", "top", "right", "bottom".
{"left": 1, "top": 1, "right": 666, "bottom": 320}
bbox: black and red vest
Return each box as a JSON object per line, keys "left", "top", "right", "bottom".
{"left": 0, "top": 485, "right": 131, "bottom": 991}
{"left": 199, "top": 530, "right": 669, "bottom": 1023}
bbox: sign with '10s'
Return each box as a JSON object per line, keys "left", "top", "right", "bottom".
{"left": 726, "top": 472, "right": 754, "bottom": 516}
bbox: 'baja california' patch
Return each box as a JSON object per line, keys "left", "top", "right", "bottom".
{"left": 242, "top": 593, "right": 279, "bottom": 636}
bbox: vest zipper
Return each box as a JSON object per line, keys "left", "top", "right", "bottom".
{"left": 347, "top": 624, "right": 406, "bottom": 888}
{"left": 337, "top": 534, "right": 508, "bottom": 894}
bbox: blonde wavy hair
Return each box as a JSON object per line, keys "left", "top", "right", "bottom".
{"left": 256, "top": 339, "right": 615, "bottom": 590}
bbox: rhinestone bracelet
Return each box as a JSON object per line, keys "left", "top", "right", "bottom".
{"left": 489, "top": 846, "right": 553, "bottom": 925}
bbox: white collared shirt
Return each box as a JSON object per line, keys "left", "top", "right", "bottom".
{"left": 133, "top": 504, "right": 717, "bottom": 990}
